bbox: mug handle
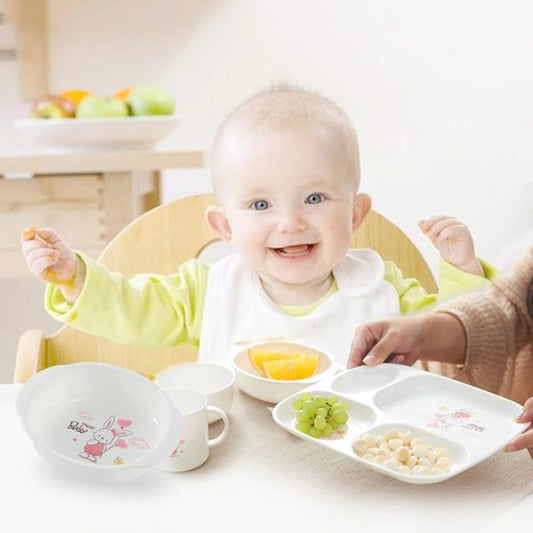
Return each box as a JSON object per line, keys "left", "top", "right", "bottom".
{"left": 206, "top": 406, "right": 230, "bottom": 447}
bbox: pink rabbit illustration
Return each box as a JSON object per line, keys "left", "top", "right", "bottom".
{"left": 443, "top": 409, "right": 472, "bottom": 427}
{"left": 79, "top": 416, "right": 132, "bottom": 463}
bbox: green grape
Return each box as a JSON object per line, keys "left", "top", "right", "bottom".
{"left": 322, "top": 423, "right": 334, "bottom": 437}
{"left": 296, "top": 409, "right": 311, "bottom": 422}
{"left": 331, "top": 409, "right": 348, "bottom": 424}
{"left": 327, "top": 396, "right": 339, "bottom": 406}
{"left": 328, "top": 418, "right": 340, "bottom": 429}
{"left": 296, "top": 421, "right": 311, "bottom": 434}
{"left": 292, "top": 397, "right": 304, "bottom": 410}
{"left": 293, "top": 393, "right": 350, "bottom": 439}
{"left": 303, "top": 400, "right": 318, "bottom": 415}
{"left": 309, "top": 427, "right": 322, "bottom": 438}
{"left": 314, "top": 415, "right": 327, "bottom": 430}
{"left": 315, "top": 396, "right": 327, "bottom": 406}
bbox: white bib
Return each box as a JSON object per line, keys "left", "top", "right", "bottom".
{"left": 198, "top": 249, "right": 399, "bottom": 368}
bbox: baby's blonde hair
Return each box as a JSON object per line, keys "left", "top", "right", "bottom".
{"left": 211, "top": 84, "right": 360, "bottom": 191}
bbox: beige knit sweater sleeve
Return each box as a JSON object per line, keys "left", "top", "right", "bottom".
{"left": 435, "top": 246, "right": 533, "bottom": 404}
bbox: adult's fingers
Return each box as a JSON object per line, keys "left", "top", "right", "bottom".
{"left": 505, "top": 398, "right": 533, "bottom": 453}
{"left": 360, "top": 331, "right": 400, "bottom": 366}
{"left": 505, "top": 424, "right": 533, "bottom": 453}
{"left": 348, "top": 325, "right": 378, "bottom": 368}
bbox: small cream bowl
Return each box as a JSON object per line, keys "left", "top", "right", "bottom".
{"left": 155, "top": 361, "right": 235, "bottom": 423}
{"left": 232, "top": 342, "right": 338, "bottom": 404}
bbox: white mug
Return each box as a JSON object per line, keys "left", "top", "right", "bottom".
{"left": 159, "top": 389, "right": 229, "bottom": 472}
{"left": 156, "top": 362, "right": 235, "bottom": 423}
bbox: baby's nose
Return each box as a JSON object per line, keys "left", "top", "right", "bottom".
{"left": 276, "top": 212, "right": 306, "bottom": 233}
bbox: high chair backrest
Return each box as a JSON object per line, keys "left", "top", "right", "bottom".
{"left": 14, "top": 193, "right": 437, "bottom": 383}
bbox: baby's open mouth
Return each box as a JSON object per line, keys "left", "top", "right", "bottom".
{"left": 271, "top": 244, "right": 316, "bottom": 257}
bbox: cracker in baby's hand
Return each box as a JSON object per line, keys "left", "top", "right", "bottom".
{"left": 21, "top": 227, "right": 37, "bottom": 240}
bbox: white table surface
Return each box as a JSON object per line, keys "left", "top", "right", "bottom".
{"left": 1, "top": 383, "right": 532, "bottom": 533}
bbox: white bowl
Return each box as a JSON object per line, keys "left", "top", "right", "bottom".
{"left": 155, "top": 362, "right": 235, "bottom": 423}
{"left": 14, "top": 115, "right": 179, "bottom": 151}
{"left": 232, "top": 342, "right": 338, "bottom": 404}
{"left": 16, "top": 362, "right": 182, "bottom": 483}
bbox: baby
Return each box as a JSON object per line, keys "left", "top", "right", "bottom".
{"left": 21, "top": 86, "right": 490, "bottom": 366}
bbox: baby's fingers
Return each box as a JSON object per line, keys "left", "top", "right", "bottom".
{"left": 433, "top": 223, "right": 468, "bottom": 246}
{"left": 26, "top": 247, "right": 61, "bottom": 279}
{"left": 418, "top": 215, "right": 451, "bottom": 233}
{"left": 20, "top": 226, "right": 64, "bottom": 246}
{"left": 422, "top": 218, "right": 460, "bottom": 241}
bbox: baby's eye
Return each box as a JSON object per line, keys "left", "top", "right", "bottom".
{"left": 251, "top": 199, "right": 269, "bottom": 211}
{"left": 305, "top": 193, "right": 325, "bottom": 205}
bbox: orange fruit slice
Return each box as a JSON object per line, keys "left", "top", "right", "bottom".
{"left": 21, "top": 226, "right": 36, "bottom": 240}
{"left": 114, "top": 87, "right": 132, "bottom": 101}
{"left": 248, "top": 349, "right": 302, "bottom": 377}
{"left": 262, "top": 354, "right": 319, "bottom": 381}
{"left": 60, "top": 89, "right": 92, "bottom": 107}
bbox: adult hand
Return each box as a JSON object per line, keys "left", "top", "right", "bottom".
{"left": 505, "top": 397, "right": 533, "bottom": 459}
{"left": 348, "top": 316, "right": 426, "bottom": 368}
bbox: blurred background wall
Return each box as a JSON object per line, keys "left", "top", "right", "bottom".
{"left": 1, "top": 0, "right": 532, "bottom": 381}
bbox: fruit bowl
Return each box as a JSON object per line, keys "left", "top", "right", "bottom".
{"left": 231, "top": 342, "right": 338, "bottom": 404}
{"left": 16, "top": 362, "right": 183, "bottom": 483}
{"left": 14, "top": 115, "right": 179, "bottom": 152}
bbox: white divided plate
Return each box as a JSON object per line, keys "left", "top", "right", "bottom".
{"left": 272, "top": 364, "right": 528, "bottom": 484}
{"left": 14, "top": 115, "right": 179, "bottom": 151}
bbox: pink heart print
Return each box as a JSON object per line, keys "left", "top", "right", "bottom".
{"left": 117, "top": 419, "right": 132, "bottom": 428}
{"left": 116, "top": 439, "right": 128, "bottom": 449}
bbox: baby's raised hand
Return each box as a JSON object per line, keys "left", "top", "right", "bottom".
{"left": 21, "top": 227, "right": 84, "bottom": 302}
{"left": 419, "top": 215, "right": 483, "bottom": 276}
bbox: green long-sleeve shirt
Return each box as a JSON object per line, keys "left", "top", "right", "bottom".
{"left": 46, "top": 254, "right": 494, "bottom": 349}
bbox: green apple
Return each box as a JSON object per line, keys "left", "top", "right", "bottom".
{"left": 127, "top": 84, "right": 175, "bottom": 116}
{"left": 76, "top": 96, "right": 129, "bottom": 118}
{"left": 31, "top": 95, "right": 76, "bottom": 119}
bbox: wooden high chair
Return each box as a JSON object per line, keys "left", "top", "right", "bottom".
{"left": 13, "top": 193, "right": 437, "bottom": 383}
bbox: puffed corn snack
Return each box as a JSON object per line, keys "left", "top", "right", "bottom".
{"left": 352, "top": 428, "right": 452, "bottom": 476}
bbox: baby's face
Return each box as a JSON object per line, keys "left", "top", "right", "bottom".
{"left": 212, "top": 127, "right": 359, "bottom": 298}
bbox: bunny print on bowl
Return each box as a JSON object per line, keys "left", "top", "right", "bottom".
{"left": 78, "top": 415, "right": 132, "bottom": 463}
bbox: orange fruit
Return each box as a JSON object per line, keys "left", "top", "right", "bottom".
{"left": 248, "top": 348, "right": 302, "bottom": 377}
{"left": 20, "top": 227, "right": 36, "bottom": 240}
{"left": 263, "top": 354, "right": 319, "bottom": 381}
{"left": 60, "top": 89, "right": 92, "bottom": 107}
{"left": 113, "top": 87, "right": 132, "bottom": 101}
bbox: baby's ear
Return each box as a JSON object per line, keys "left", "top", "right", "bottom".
{"left": 352, "top": 193, "right": 372, "bottom": 231}
{"left": 205, "top": 205, "right": 232, "bottom": 241}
